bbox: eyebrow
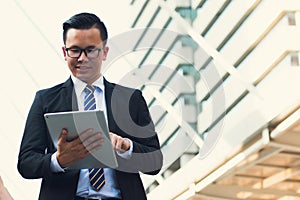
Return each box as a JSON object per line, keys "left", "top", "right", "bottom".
{"left": 67, "top": 45, "right": 97, "bottom": 49}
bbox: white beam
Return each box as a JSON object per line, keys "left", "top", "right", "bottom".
{"left": 253, "top": 167, "right": 300, "bottom": 189}
{"left": 153, "top": 0, "right": 263, "bottom": 99}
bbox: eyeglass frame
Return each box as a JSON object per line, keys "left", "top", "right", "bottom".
{"left": 64, "top": 46, "right": 103, "bottom": 58}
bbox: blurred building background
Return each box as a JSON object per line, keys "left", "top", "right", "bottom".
{"left": 127, "top": 0, "right": 300, "bottom": 200}
{"left": 1, "top": 0, "right": 300, "bottom": 200}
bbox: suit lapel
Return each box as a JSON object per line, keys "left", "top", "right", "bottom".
{"left": 62, "top": 78, "right": 78, "bottom": 111}
{"left": 104, "top": 78, "right": 116, "bottom": 132}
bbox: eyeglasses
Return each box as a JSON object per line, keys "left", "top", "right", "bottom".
{"left": 65, "top": 47, "right": 102, "bottom": 58}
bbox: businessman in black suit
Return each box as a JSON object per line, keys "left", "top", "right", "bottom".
{"left": 17, "top": 12, "right": 163, "bottom": 200}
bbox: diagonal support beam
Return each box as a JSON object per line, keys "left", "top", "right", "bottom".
{"left": 154, "top": 0, "right": 263, "bottom": 99}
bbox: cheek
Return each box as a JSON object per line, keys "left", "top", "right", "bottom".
{"left": 67, "top": 60, "right": 76, "bottom": 74}
{"left": 67, "top": 59, "right": 76, "bottom": 67}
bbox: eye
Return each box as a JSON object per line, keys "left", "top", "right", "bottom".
{"left": 69, "top": 49, "right": 81, "bottom": 53}
{"left": 86, "top": 48, "right": 96, "bottom": 53}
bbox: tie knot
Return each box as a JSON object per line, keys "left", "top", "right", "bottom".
{"left": 85, "top": 85, "right": 96, "bottom": 94}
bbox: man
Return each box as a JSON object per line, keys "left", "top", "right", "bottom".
{"left": 18, "top": 12, "right": 163, "bottom": 200}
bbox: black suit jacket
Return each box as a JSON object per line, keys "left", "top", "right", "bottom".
{"left": 18, "top": 78, "right": 163, "bottom": 200}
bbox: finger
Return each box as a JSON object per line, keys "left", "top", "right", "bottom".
{"left": 109, "top": 132, "right": 114, "bottom": 140}
{"left": 70, "top": 143, "right": 95, "bottom": 161}
{"left": 79, "top": 148, "right": 92, "bottom": 158}
{"left": 58, "top": 128, "right": 68, "bottom": 145}
{"left": 82, "top": 134, "right": 105, "bottom": 150}
{"left": 113, "top": 135, "right": 125, "bottom": 151}
{"left": 80, "top": 143, "right": 102, "bottom": 158}
{"left": 120, "top": 138, "right": 130, "bottom": 151}
{"left": 81, "top": 131, "right": 103, "bottom": 144}
{"left": 86, "top": 140, "right": 104, "bottom": 153}
{"left": 115, "top": 137, "right": 123, "bottom": 151}
{"left": 78, "top": 128, "right": 94, "bottom": 141}
{"left": 110, "top": 134, "right": 117, "bottom": 148}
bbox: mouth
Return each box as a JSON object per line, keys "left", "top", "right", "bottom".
{"left": 75, "top": 66, "right": 90, "bottom": 69}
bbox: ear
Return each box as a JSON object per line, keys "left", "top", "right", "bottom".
{"left": 62, "top": 46, "right": 67, "bottom": 61}
{"left": 102, "top": 46, "right": 109, "bottom": 61}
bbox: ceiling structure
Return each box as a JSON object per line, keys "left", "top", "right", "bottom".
{"left": 188, "top": 106, "right": 300, "bottom": 200}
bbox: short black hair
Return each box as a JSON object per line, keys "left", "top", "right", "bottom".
{"left": 62, "top": 12, "right": 108, "bottom": 45}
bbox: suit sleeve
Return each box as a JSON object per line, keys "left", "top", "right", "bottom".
{"left": 17, "top": 91, "right": 54, "bottom": 179}
{"left": 116, "top": 90, "right": 163, "bottom": 175}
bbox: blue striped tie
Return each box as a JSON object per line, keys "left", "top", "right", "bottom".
{"left": 84, "top": 85, "right": 105, "bottom": 191}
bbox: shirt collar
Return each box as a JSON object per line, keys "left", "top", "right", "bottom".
{"left": 71, "top": 75, "right": 105, "bottom": 96}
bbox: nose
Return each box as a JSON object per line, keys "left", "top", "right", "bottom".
{"left": 77, "top": 50, "right": 88, "bottom": 62}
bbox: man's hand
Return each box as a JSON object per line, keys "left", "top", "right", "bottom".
{"left": 109, "top": 132, "right": 131, "bottom": 153}
{"left": 56, "top": 128, "right": 105, "bottom": 168}
{"left": 0, "top": 176, "right": 13, "bottom": 200}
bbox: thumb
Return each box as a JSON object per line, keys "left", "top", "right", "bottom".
{"left": 58, "top": 128, "right": 68, "bottom": 144}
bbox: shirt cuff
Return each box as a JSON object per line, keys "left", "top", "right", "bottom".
{"left": 116, "top": 138, "right": 133, "bottom": 159}
{"left": 50, "top": 152, "right": 65, "bottom": 173}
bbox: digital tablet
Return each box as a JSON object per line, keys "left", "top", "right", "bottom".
{"left": 44, "top": 110, "right": 118, "bottom": 169}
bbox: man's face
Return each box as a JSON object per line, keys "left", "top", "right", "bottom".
{"left": 62, "top": 28, "right": 108, "bottom": 85}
